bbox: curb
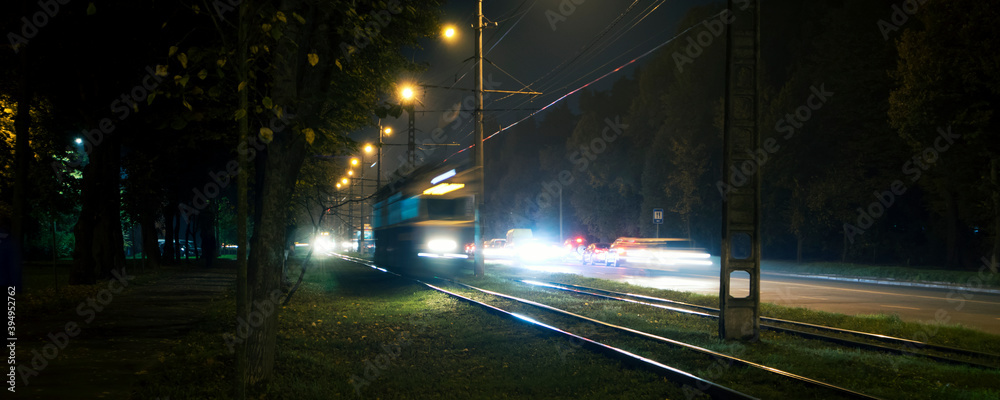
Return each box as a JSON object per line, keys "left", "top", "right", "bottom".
{"left": 763, "top": 272, "right": 1000, "bottom": 295}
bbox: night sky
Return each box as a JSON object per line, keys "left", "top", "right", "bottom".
{"left": 362, "top": 0, "right": 710, "bottom": 172}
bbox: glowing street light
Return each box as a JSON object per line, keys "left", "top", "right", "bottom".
{"left": 336, "top": 183, "right": 342, "bottom": 189}
{"left": 383, "top": 127, "right": 392, "bottom": 136}
{"left": 350, "top": 158, "right": 359, "bottom": 166}
{"left": 347, "top": 170, "right": 354, "bottom": 176}
{"left": 400, "top": 86, "right": 414, "bottom": 101}
{"left": 443, "top": 26, "right": 456, "bottom": 39}
{"left": 364, "top": 144, "right": 374, "bottom": 153}
{"left": 74, "top": 138, "right": 83, "bottom": 144}
{"left": 341, "top": 178, "right": 349, "bottom": 185}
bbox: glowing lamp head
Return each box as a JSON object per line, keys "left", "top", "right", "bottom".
{"left": 75, "top": 138, "right": 83, "bottom": 145}
{"left": 383, "top": 127, "right": 392, "bottom": 135}
{"left": 443, "top": 26, "right": 456, "bottom": 38}
{"left": 364, "top": 144, "right": 373, "bottom": 153}
{"left": 341, "top": 178, "right": 349, "bottom": 185}
{"left": 348, "top": 170, "right": 354, "bottom": 176}
{"left": 400, "top": 87, "right": 414, "bottom": 101}
{"left": 351, "top": 158, "right": 359, "bottom": 166}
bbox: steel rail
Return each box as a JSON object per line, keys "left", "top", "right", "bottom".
{"left": 333, "top": 254, "right": 753, "bottom": 399}
{"left": 444, "top": 279, "right": 881, "bottom": 400}
{"left": 524, "top": 280, "right": 999, "bottom": 369}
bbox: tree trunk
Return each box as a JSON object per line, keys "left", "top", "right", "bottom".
{"left": 140, "top": 212, "right": 160, "bottom": 268}
{"left": 9, "top": 41, "right": 30, "bottom": 291}
{"left": 235, "top": 1, "right": 251, "bottom": 396}
{"left": 841, "top": 229, "right": 848, "bottom": 262}
{"left": 796, "top": 234, "right": 804, "bottom": 264}
{"left": 71, "top": 130, "right": 125, "bottom": 284}
{"left": 174, "top": 212, "right": 183, "bottom": 261}
{"left": 943, "top": 188, "right": 960, "bottom": 269}
{"left": 199, "top": 204, "right": 216, "bottom": 267}
{"left": 163, "top": 202, "right": 175, "bottom": 264}
{"left": 245, "top": 0, "right": 313, "bottom": 382}
{"left": 992, "top": 158, "right": 999, "bottom": 270}
{"left": 246, "top": 136, "right": 307, "bottom": 383}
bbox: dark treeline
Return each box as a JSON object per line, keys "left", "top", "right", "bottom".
{"left": 0, "top": 0, "right": 443, "bottom": 385}
{"left": 483, "top": 0, "right": 1000, "bottom": 270}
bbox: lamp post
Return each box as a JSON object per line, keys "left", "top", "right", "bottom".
{"left": 400, "top": 86, "right": 416, "bottom": 166}
{"left": 358, "top": 145, "right": 374, "bottom": 254}
{"left": 377, "top": 126, "right": 391, "bottom": 191}
{"left": 473, "top": 0, "right": 485, "bottom": 277}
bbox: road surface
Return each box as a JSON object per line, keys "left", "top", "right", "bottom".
{"left": 500, "top": 257, "right": 1000, "bottom": 335}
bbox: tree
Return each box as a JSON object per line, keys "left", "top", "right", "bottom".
{"left": 227, "top": 0, "right": 443, "bottom": 385}
{"left": 890, "top": 0, "right": 1000, "bottom": 268}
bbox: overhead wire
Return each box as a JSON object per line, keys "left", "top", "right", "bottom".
{"left": 442, "top": 10, "right": 728, "bottom": 162}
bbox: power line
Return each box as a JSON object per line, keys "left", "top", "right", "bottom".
{"left": 442, "top": 11, "right": 726, "bottom": 162}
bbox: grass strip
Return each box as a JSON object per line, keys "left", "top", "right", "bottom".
{"left": 131, "top": 258, "right": 703, "bottom": 399}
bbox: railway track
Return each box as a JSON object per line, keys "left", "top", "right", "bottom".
{"left": 519, "top": 280, "right": 1000, "bottom": 369}
{"left": 334, "top": 254, "right": 882, "bottom": 399}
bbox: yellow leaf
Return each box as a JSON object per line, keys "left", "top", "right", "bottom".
{"left": 178, "top": 53, "right": 188, "bottom": 69}
{"left": 303, "top": 128, "right": 315, "bottom": 145}
{"left": 197, "top": 69, "right": 208, "bottom": 80}
{"left": 182, "top": 100, "right": 192, "bottom": 111}
{"left": 275, "top": 11, "right": 287, "bottom": 23}
{"left": 86, "top": 2, "right": 96, "bottom": 15}
{"left": 262, "top": 23, "right": 272, "bottom": 32}
{"left": 238, "top": 81, "right": 246, "bottom": 92}
{"left": 155, "top": 65, "right": 169, "bottom": 77}
{"left": 217, "top": 58, "right": 227, "bottom": 68}
{"left": 307, "top": 53, "right": 319, "bottom": 67}
{"left": 335, "top": 59, "right": 343, "bottom": 70}
{"left": 293, "top": 12, "right": 306, "bottom": 24}
{"left": 168, "top": 46, "right": 178, "bottom": 57}
{"left": 259, "top": 127, "right": 274, "bottom": 143}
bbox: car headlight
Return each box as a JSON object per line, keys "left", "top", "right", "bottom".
{"left": 428, "top": 239, "right": 457, "bottom": 253}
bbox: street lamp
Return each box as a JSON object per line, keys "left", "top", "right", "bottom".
{"left": 400, "top": 86, "right": 414, "bottom": 101}
{"left": 376, "top": 125, "right": 391, "bottom": 191}
{"left": 443, "top": 25, "right": 456, "bottom": 39}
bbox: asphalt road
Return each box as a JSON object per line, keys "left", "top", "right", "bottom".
{"left": 504, "top": 257, "right": 1000, "bottom": 335}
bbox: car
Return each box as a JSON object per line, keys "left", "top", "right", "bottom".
{"left": 582, "top": 243, "right": 611, "bottom": 265}
{"left": 158, "top": 239, "right": 187, "bottom": 256}
{"left": 606, "top": 237, "right": 711, "bottom": 268}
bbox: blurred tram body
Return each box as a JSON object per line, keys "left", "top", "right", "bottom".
{"left": 372, "top": 164, "right": 476, "bottom": 276}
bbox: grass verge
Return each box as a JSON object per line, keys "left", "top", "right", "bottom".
{"left": 459, "top": 265, "right": 1000, "bottom": 399}
{"left": 130, "top": 258, "right": 700, "bottom": 399}
{"left": 762, "top": 260, "right": 1000, "bottom": 289}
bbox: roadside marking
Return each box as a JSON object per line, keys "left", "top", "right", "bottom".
{"left": 799, "top": 296, "right": 827, "bottom": 301}
{"left": 881, "top": 305, "right": 920, "bottom": 311}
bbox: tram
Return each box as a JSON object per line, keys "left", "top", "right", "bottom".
{"left": 371, "top": 163, "right": 477, "bottom": 276}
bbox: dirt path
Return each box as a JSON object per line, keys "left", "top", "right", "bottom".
{"left": 16, "top": 266, "right": 234, "bottom": 400}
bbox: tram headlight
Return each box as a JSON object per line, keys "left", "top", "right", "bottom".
{"left": 427, "top": 238, "right": 458, "bottom": 253}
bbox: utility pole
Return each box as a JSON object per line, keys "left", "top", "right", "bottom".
{"left": 407, "top": 105, "right": 416, "bottom": 166}
{"left": 471, "top": 0, "right": 541, "bottom": 277}
{"left": 719, "top": 0, "right": 761, "bottom": 341}
{"left": 473, "top": 0, "right": 485, "bottom": 277}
